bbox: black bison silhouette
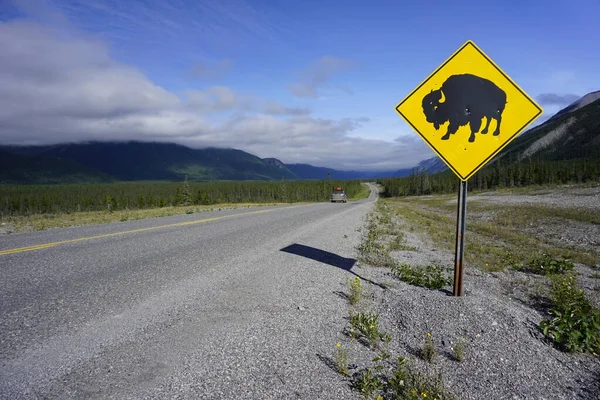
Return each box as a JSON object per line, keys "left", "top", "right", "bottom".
{"left": 421, "top": 74, "right": 507, "bottom": 143}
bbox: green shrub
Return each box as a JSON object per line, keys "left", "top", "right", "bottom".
{"left": 420, "top": 332, "right": 437, "bottom": 363}
{"left": 509, "top": 252, "right": 575, "bottom": 276}
{"left": 334, "top": 343, "right": 349, "bottom": 376}
{"left": 348, "top": 311, "right": 387, "bottom": 347}
{"left": 540, "top": 273, "right": 600, "bottom": 354}
{"left": 348, "top": 276, "right": 364, "bottom": 305}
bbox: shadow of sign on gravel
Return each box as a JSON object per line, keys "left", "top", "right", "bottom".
{"left": 280, "top": 243, "right": 386, "bottom": 289}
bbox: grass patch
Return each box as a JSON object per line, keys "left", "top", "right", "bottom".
{"left": 0, "top": 202, "right": 287, "bottom": 233}
{"left": 347, "top": 311, "right": 391, "bottom": 348}
{"left": 386, "top": 194, "right": 599, "bottom": 270}
{"left": 356, "top": 202, "right": 399, "bottom": 268}
{"left": 350, "top": 356, "right": 457, "bottom": 400}
{"left": 506, "top": 252, "right": 575, "bottom": 276}
{"left": 387, "top": 232, "right": 418, "bottom": 251}
{"left": 392, "top": 263, "right": 452, "bottom": 290}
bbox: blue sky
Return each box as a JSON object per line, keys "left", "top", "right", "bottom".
{"left": 0, "top": 0, "right": 598, "bottom": 170}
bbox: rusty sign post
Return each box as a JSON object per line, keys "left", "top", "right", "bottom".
{"left": 453, "top": 180, "right": 468, "bottom": 296}
{"left": 394, "top": 40, "right": 543, "bottom": 296}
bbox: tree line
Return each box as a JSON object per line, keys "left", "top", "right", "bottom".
{"left": 377, "top": 157, "right": 600, "bottom": 197}
{"left": 0, "top": 178, "right": 364, "bottom": 216}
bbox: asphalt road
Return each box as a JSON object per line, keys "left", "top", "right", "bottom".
{"left": 0, "top": 184, "right": 379, "bottom": 399}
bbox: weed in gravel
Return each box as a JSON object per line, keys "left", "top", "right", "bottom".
{"left": 360, "top": 250, "right": 398, "bottom": 269}
{"left": 452, "top": 337, "right": 466, "bottom": 362}
{"left": 351, "top": 367, "right": 384, "bottom": 398}
{"left": 540, "top": 273, "right": 600, "bottom": 354}
{"left": 387, "top": 233, "right": 418, "bottom": 251}
{"left": 391, "top": 263, "right": 452, "bottom": 290}
{"left": 348, "top": 276, "right": 364, "bottom": 305}
{"left": 591, "top": 273, "right": 600, "bottom": 279}
{"left": 509, "top": 252, "right": 575, "bottom": 276}
{"left": 351, "top": 356, "right": 456, "bottom": 399}
{"left": 334, "top": 343, "right": 349, "bottom": 376}
{"left": 388, "top": 357, "right": 457, "bottom": 400}
{"left": 357, "top": 222, "right": 397, "bottom": 268}
{"left": 348, "top": 311, "right": 390, "bottom": 348}
{"left": 357, "top": 202, "right": 406, "bottom": 268}
{"left": 420, "top": 332, "right": 437, "bottom": 363}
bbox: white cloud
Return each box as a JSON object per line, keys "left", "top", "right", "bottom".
{"left": 289, "top": 56, "right": 355, "bottom": 98}
{"left": 0, "top": 19, "right": 431, "bottom": 171}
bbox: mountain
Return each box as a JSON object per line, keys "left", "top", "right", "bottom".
{"left": 0, "top": 141, "right": 300, "bottom": 183}
{"left": 412, "top": 156, "right": 448, "bottom": 174}
{"left": 0, "top": 141, "right": 411, "bottom": 184}
{"left": 545, "top": 90, "right": 600, "bottom": 123}
{"left": 391, "top": 155, "right": 449, "bottom": 176}
{"left": 0, "top": 150, "right": 115, "bottom": 184}
{"left": 494, "top": 94, "right": 600, "bottom": 163}
{"left": 285, "top": 163, "right": 408, "bottom": 180}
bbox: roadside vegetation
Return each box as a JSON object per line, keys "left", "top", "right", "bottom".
{"left": 331, "top": 201, "right": 459, "bottom": 399}
{"left": 333, "top": 182, "right": 599, "bottom": 398}
{"left": 0, "top": 179, "right": 369, "bottom": 233}
{"left": 386, "top": 191, "right": 599, "bottom": 270}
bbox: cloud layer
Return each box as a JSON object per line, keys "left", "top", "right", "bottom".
{"left": 0, "top": 19, "right": 433, "bottom": 171}
{"left": 536, "top": 93, "right": 580, "bottom": 106}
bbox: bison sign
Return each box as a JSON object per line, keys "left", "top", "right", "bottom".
{"left": 422, "top": 73, "right": 507, "bottom": 144}
{"left": 395, "top": 40, "right": 542, "bottom": 182}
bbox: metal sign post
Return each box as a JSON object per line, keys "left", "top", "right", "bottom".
{"left": 453, "top": 180, "right": 468, "bottom": 296}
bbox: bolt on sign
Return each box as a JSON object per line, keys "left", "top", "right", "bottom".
{"left": 395, "top": 40, "right": 543, "bottom": 181}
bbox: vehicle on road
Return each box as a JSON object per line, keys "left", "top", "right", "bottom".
{"left": 330, "top": 187, "right": 348, "bottom": 203}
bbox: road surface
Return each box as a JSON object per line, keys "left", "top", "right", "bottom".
{"left": 0, "top": 184, "right": 378, "bottom": 399}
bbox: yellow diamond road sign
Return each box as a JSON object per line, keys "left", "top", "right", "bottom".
{"left": 395, "top": 40, "right": 543, "bottom": 181}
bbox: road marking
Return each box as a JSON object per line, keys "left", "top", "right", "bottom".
{"left": 0, "top": 204, "right": 315, "bottom": 256}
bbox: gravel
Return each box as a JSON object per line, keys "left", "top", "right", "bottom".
{"left": 467, "top": 185, "right": 600, "bottom": 211}
{"left": 345, "top": 194, "right": 600, "bottom": 400}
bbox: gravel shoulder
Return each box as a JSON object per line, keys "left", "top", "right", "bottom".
{"left": 335, "top": 186, "right": 600, "bottom": 399}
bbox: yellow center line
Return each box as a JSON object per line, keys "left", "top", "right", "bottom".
{"left": 0, "top": 203, "right": 316, "bottom": 256}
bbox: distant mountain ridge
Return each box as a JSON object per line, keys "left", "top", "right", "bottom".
{"left": 0, "top": 141, "right": 301, "bottom": 183}
{"left": 495, "top": 95, "right": 600, "bottom": 163}
{"left": 0, "top": 150, "right": 115, "bottom": 184}
{"left": 0, "top": 141, "right": 410, "bottom": 184}
{"left": 546, "top": 90, "right": 600, "bottom": 123}
{"left": 285, "top": 163, "right": 410, "bottom": 180}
